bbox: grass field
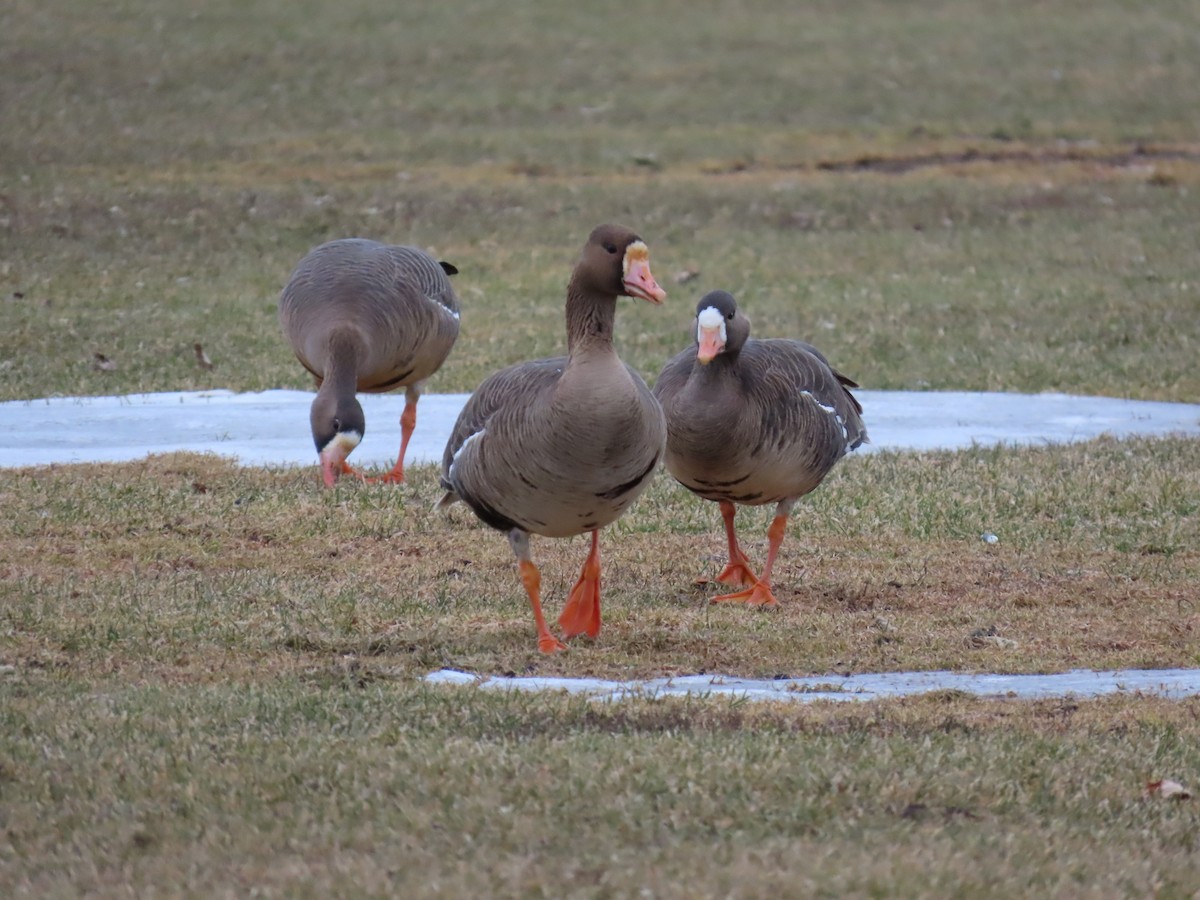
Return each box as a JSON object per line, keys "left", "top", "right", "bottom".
{"left": 3, "top": 0, "right": 1200, "bottom": 895}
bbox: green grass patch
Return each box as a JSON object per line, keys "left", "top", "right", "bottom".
{"left": 3, "top": 440, "right": 1197, "bottom": 680}
{"left": 4, "top": 679, "right": 1200, "bottom": 897}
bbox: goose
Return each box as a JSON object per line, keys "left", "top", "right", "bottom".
{"left": 438, "top": 224, "right": 667, "bottom": 653}
{"left": 279, "top": 238, "right": 460, "bottom": 487}
{"left": 653, "top": 290, "right": 866, "bottom": 606}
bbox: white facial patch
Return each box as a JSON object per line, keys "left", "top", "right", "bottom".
{"left": 696, "top": 306, "right": 727, "bottom": 343}
{"left": 321, "top": 429, "right": 362, "bottom": 462}
{"left": 331, "top": 430, "right": 362, "bottom": 452}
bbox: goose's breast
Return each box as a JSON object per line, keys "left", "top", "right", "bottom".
{"left": 664, "top": 384, "right": 850, "bottom": 505}
{"left": 485, "top": 370, "right": 663, "bottom": 538}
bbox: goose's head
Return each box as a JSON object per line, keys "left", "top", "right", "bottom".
{"left": 576, "top": 223, "right": 666, "bottom": 304}
{"left": 694, "top": 290, "right": 751, "bottom": 364}
{"left": 311, "top": 393, "right": 366, "bottom": 487}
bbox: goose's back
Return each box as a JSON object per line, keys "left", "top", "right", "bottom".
{"left": 279, "top": 239, "right": 460, "bottom": 390}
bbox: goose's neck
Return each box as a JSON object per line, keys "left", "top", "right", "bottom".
{"left": 565, "top": 281, "right": 618, "bottom": 358}
{"left": 692, "top": 350, "right": 739, "bottom": 386}
{"left": 321, "top": 328, "right": 365, "bottom": 396}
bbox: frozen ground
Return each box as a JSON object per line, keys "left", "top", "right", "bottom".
{"left": 2, "top": 388, "right": 1198, "bottom": 469}
{"left": 425, "top": 667, "right": 1200, "bottom": 703}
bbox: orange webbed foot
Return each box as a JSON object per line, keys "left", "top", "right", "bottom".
{"left": 365, "top": 467, "right": 405, "bottom": 485}
{"left": 323, "top": 461, "right": 368, "bottom": 486}
{"left": 538, "top": 633, "right": 568, "bottom": 654}
{"left": 711, "top": 582, "right": 779, "bottom": 607}
{"left": 715, "top": 558, "right": 760, "bottom": 588}
{"left": 559, "top": 532, "right": 602, "bottom": 640}
{"left": 559, "top": 574, "right": 601, "bottom": 639}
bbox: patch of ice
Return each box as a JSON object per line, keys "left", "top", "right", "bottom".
{"left": 0, "top": 389, "right": 1196, "bottom": 470}
{"left": 424, "top": 667, "right": 1200, "bottom": 703}
{"left": 0, "top": 389, "right": 470, "bottom": 469}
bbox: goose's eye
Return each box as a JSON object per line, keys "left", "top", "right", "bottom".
{"left": 603, "top": 242, "right": 618, "bottom": 254}
{"left": 725, "top": 311, "right": 735, "bottom": 321}
{"left": 332, "top": 417, "right": 341, "bottom": 431}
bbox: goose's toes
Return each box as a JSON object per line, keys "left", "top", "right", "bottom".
{"left": 711, "top": 582, "right": 779, "bottom": 607}
{"left": 538, "top": 633, "right": 569, "bottom": 654}
{"left": 366, "top": 467, "right": 405, "bottom": 485}
{"left": 340, "top": 461, "right": 368, "bottom": 480}
{"left": 323, "top": 461, "right": 368, "bottom": 487}
{"left": 715, "top": 560, "right": 760, "bottom": 588}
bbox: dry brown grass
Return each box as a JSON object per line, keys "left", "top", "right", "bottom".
{"left": 4, "top": 437, "right": 1196, "bottom": 684}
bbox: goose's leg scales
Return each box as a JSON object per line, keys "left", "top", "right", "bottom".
{"left": 712, "top": 501, "right": 793, "bottom": 608}
{"left": 509, "top": 530, "right": 567, "bottom": 653}
{"left": 714, "top": 500, "right": 760, "bottom": 587}
{"left": 370, "top": 387, "right": 419, "bottom": 484}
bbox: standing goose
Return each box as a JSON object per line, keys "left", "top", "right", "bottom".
{"left": 654, "top": 290, "right": 866, "bottom": 607}
{"left": 439, "top": 224, "right": 667, "bottom": 654}
{"left": 279, "top": 238, "right": 460, "bottom": 487}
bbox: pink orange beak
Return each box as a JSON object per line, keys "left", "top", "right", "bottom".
{"left": 622, "top": 243, "right": 666, "bottom": 304}
{"left": 318, "top": 432, "right": 361, "bottom": 487}
{"left": 697, "top": 325, "right": 724, "bottom": 364}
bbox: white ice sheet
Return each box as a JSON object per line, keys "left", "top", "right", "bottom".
{"left": 424, "top": 667, "right": 1200, "bottom": 703}
{"left": 1, "top": 389, "right": 1197, "bottom": 469}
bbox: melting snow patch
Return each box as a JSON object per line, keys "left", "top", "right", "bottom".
{"left": 424, "top": 668, "right": 1200, "bottom": 703}
{"left": 0, "top": 389, "right": 471, "bottom": 469}
{"left": 0, "top": 388, "right": 1196, "bottom": 470}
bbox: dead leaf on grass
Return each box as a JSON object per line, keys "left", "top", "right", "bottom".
{"left": 1146, "top": 779, "right": 1192, "bottom": 800}
{"left": 969, "top": 625, "right": 1018, "bottom": 649}
{"left": 193, "top": 342, "right": 214, "bottom": 370}
{"left": 975, "top": 635, "right": 1018, "bottom": 649}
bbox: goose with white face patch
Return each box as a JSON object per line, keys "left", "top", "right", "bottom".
{"left": 438, "top": 224, "right": 667, "bottom": 654}
{"left": 654, "top": 289, "right": 867, "bottom": 607}
{"left": 279, "top": 238, "right": 461, "bottom": 487}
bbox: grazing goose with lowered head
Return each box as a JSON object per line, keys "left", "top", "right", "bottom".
{"left": 654, "top": 290, "right": 866, "bottom": 607}
{"left": 438, "top": 224, "right": 667, "bottom": 653}
{"left": 279, "top": 238, "right": 460, "bottom": 487}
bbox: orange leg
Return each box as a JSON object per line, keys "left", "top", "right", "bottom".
{"left": 714, "top": 500, "right": 760, "bottom": 587}
{"left": 712, "top": 504, "right": 792, "bottom": 607}
{"left": 369, "top": 389, "right": 418, "bottom": 484}
{"left": 509, "top": 530, "right": 566, "bottom": 653}
{"left": 559, "top": 530, "right": 602, "bottom": 639}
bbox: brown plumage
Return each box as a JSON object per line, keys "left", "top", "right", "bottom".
{"left": 439, "top": 224, "right": 667, "bottom": 653}
{"left": 279, "top": 238, "right": 460, "bottom": 487}
{"left": 653, "top": 289, "right": 866, "bottom": 606}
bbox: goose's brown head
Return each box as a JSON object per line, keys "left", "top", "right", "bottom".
{"left": 311, "top": 393, "right": 366, "bottom": 487}
{"left": 576, "top": 224, "right": 666, "bottom": 304}
{"left": 694, "top": 290, "right": 751, "bottom": 363}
